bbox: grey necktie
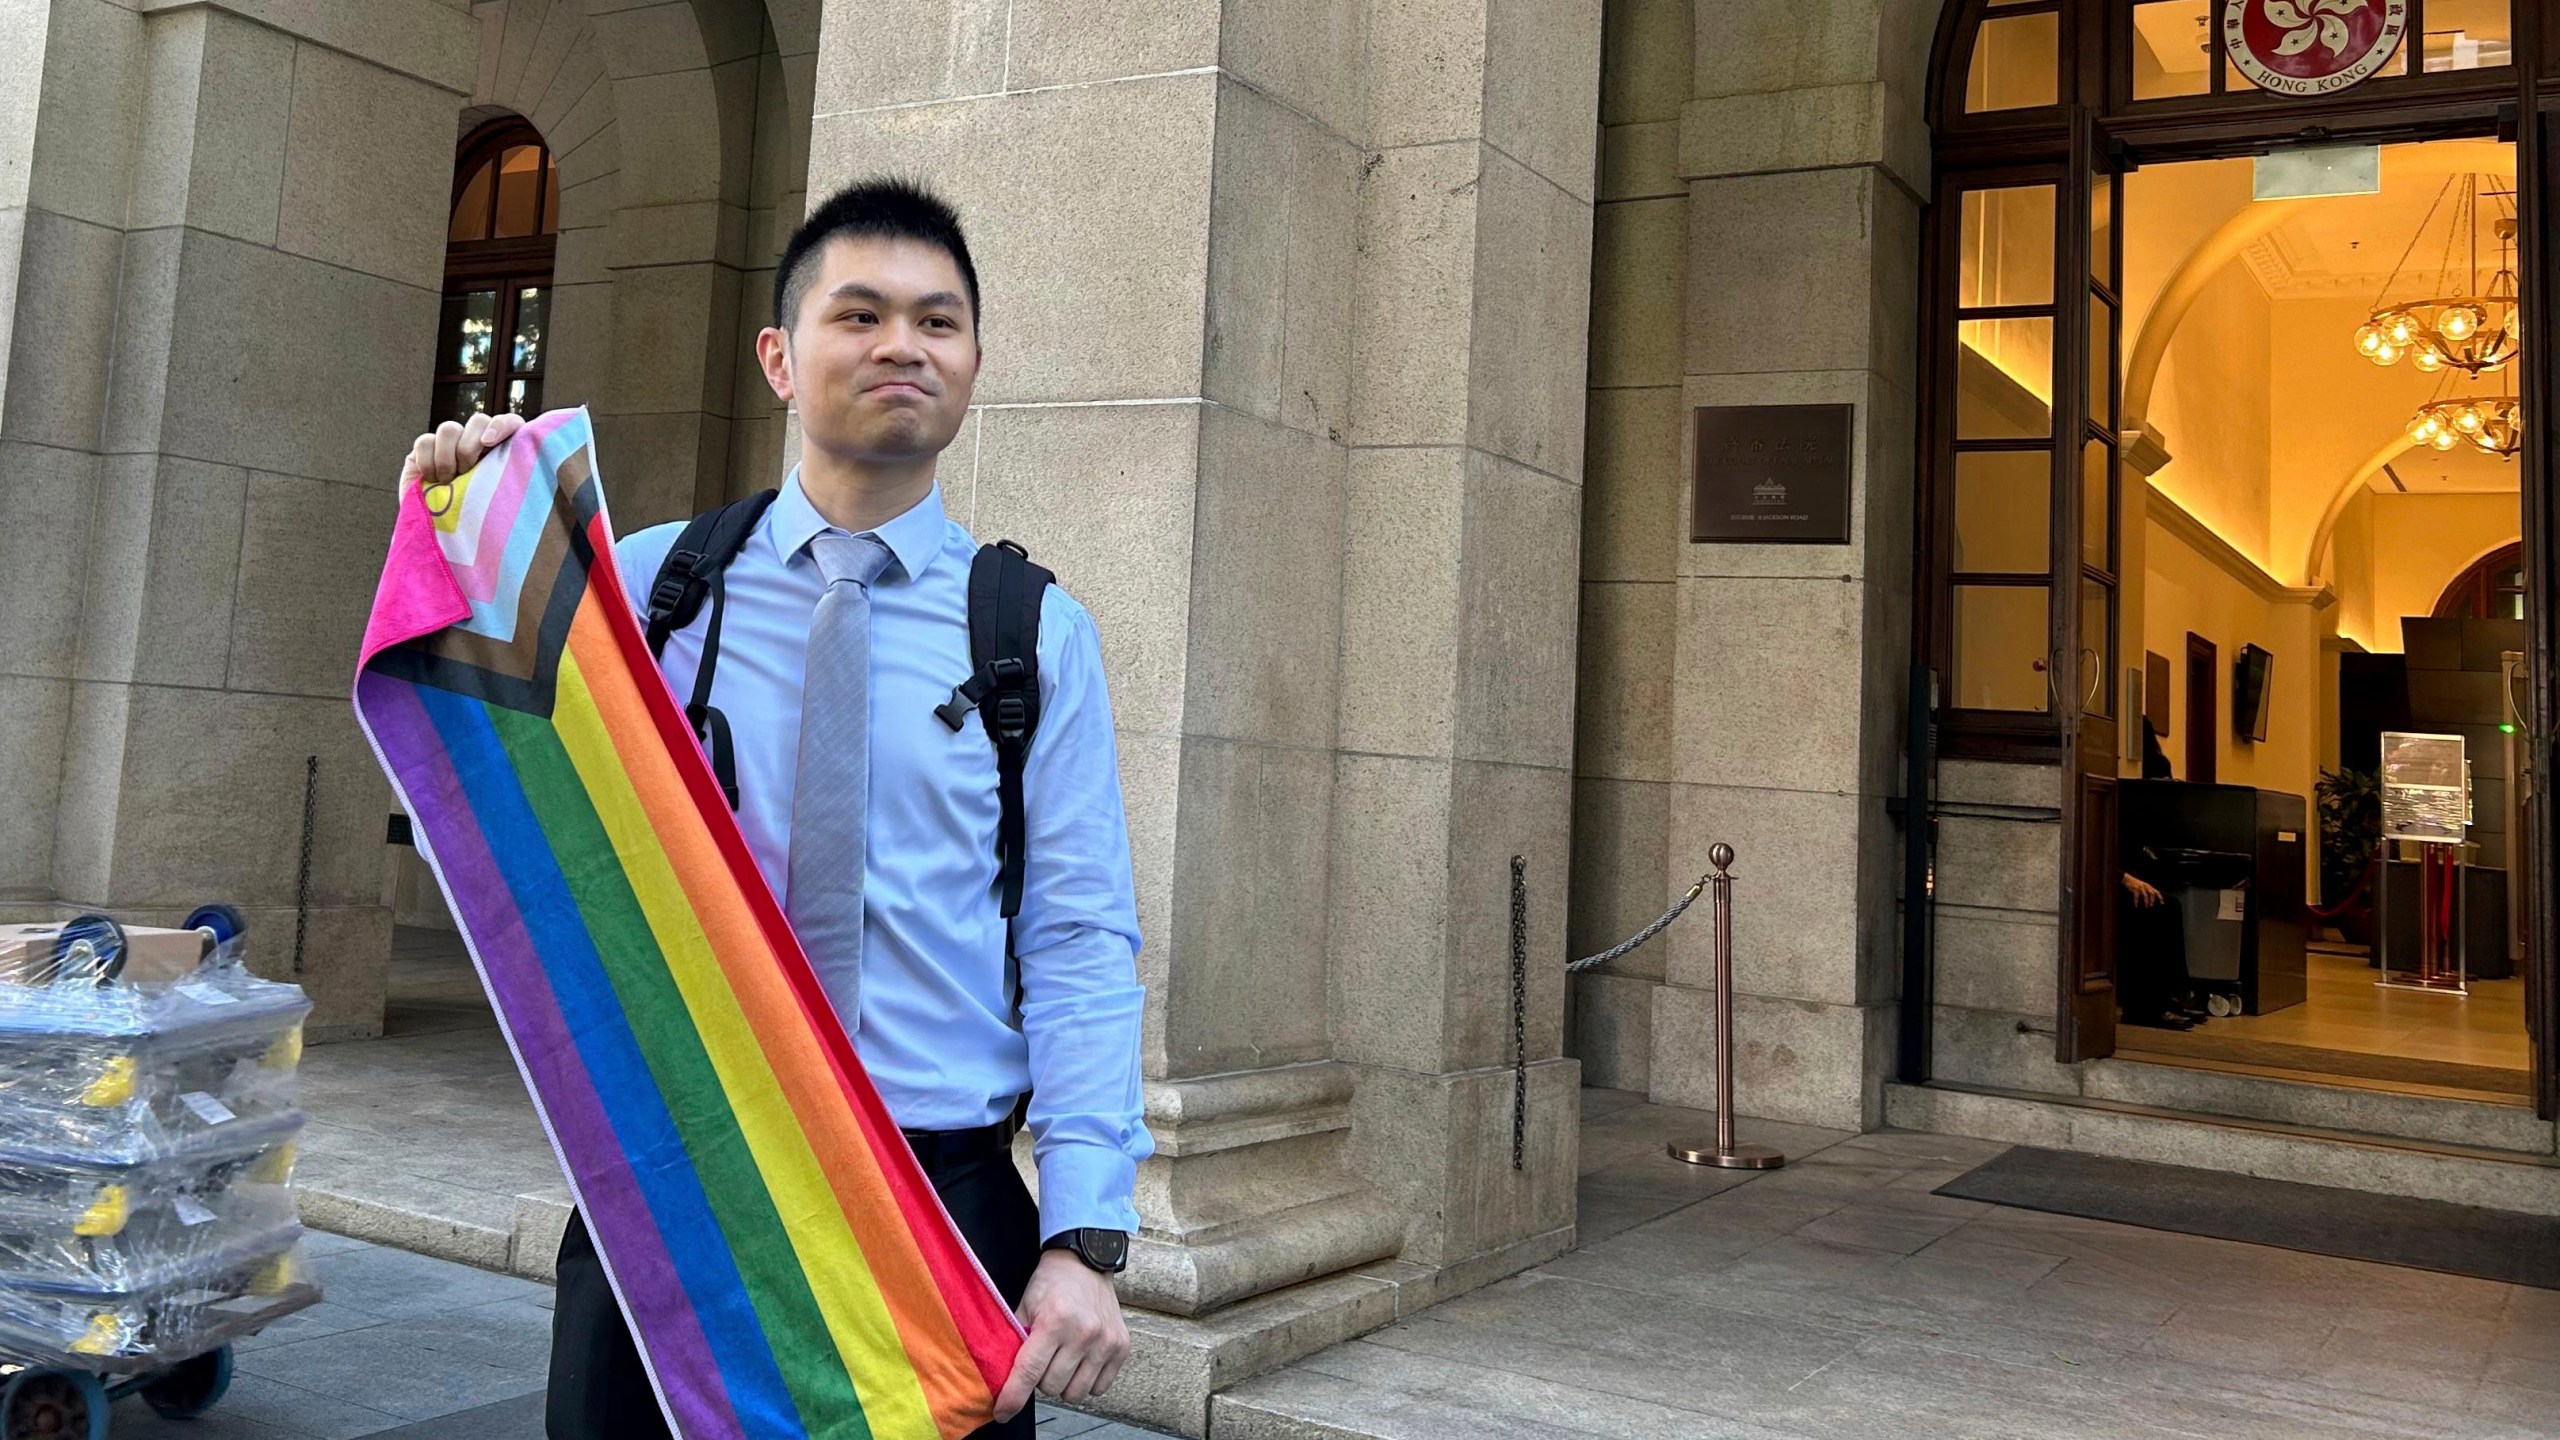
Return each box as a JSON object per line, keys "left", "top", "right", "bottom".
{"left": 789, "top": 530, "right": 897, "bottom": 1040}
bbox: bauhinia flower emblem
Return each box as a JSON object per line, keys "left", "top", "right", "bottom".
{"left": 2260, "top": 0, "right": 2370, "bottom": 58}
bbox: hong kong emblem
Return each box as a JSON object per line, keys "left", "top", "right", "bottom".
{"left": 2222, "top": 0, "right": 2410, "bottom": 96}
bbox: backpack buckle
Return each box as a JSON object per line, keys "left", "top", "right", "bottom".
{"left": 994, "top": 694, "right": 1029, "bottom": 743}
{"left": 936, "top": 668, "right": 999, "bottom": 731}
{"left": 646, "top": 550, "right": 705, "bottom": 620}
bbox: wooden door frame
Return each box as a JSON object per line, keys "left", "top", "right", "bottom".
{"left": 1915, "top": 1, "right": 2558, "bottom": 1108}
{"left": 2185, "top": 632, "right": 2218, "bottom": 785}
{"left": 2523, "top": 78, "right": 2559, "bottom": 1119}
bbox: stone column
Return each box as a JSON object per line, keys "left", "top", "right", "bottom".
{"left": 1647, "top": 0, "right": 1935, "bottom": 1131}
{"left": 579, "top": 0, "right": 766, "bottom": 527}
{"left": 808, "top": 0, "right": 1602, "bottom": 1431}
{"left": 805, "top": 7, "right": 1392, "bottom": 1428}
{"left": 1328, "top": 0, "right": 1600, "bottom": 1276}
{"left": 1566, "top": 0, "right": 1695, "bottom": 1094}
{"left": 0, "top": 0, "right": 476, "bottom": 1038}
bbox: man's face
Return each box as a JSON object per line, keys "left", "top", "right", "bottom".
{"left": 765, "top": 235, "right": 979, "bottom": 466}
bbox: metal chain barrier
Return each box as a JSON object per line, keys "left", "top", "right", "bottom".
{"left": 1508, "top": 855, "right": 1528, "bottom": 1171}
{"left": 293, "top": 755, "right": 318, "bottom": 977}
{"left": 1508, "top": 852, "right": 1743, "bottom": 1173}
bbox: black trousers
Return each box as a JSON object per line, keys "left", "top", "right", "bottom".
{"left": 2118, "top": 882, "right": 2194, "bottom": 1021}
{"left": 547, "top": 1128, "right": 1040, "bottom": 1440}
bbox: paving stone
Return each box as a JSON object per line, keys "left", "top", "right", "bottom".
{"left": 299, "top": 1240, "right": 547, "bottom": 1315}
{"left": 105, "top": 1234, "right": 1181, "bottom": 1439}
{"left": 107, "top": 1370, "right": 408, "bottom": 1440}
{"left": 281, "top": 977, "right": 2560, "bottom": 1440}
{"left": 1231, "top": 1100, "right": 2560, "bottom": 1440}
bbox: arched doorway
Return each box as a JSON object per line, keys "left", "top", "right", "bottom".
{"left": 2435, "top": 541, "right": 2529, "bottom": 619}
{"left": 1911, "top": 1, "right": 2557, "bottom": 1116}
{"left": 431, "top": 117, "right": 560, "bottom": 428}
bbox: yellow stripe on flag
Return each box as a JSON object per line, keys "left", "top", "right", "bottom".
{"left": 552, "top": 646, "right": 938, "bottom": 1436}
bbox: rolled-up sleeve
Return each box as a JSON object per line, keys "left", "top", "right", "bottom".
{"left": 1013, "top": 592, "right": 1152, "bottom": 1239}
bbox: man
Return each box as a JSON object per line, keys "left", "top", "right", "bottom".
{"left": 400, "top": 179, "right": 1148, "bottom": 1439}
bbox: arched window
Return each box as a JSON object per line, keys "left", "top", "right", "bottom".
{"left": 2433, "top": 542, "right": 2526, "bottom": 620}
{"left": 432, "top": 118, "right": 560, "bottom": 426}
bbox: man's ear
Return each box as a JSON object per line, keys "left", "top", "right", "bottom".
{"left": 756, "top": 326, "right": 795, "bottom": 404}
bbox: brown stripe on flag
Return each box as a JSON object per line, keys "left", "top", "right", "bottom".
{"left": 419, "top": 477, "right": 587, "bottom": 682}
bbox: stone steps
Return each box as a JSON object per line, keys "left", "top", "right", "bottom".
{"left": 296, "top": 1170, "right": 572, "bottom": 1281}
{"left": 2088, "top": 1054, "right": 2557, "bottom": 1154}
{"left": 1884, "top": 1079, "right": 2560, "bottom": 1215}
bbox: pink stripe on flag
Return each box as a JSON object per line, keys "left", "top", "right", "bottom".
{"left": 453, "top": 431, "right": 544, "bottom": 604}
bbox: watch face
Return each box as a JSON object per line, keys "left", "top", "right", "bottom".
{"left": 1084, "top": 1230, "right": 1129, "bottom": 1270}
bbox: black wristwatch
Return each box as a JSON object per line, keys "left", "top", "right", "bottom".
{"left": 1041, "top": 1228, "right": 1129, "bottom": 1274}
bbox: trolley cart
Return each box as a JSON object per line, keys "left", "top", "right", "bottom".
{"left": 0, "top": 907, "right": 320, "bottom": 1439}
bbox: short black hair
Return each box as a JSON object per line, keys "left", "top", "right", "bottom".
{"left": 772, "top": 177, "right": 981, "bottom": 333}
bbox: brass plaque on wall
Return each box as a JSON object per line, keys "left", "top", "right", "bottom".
{"left": 1689, "top": 404, "right": 1854, "bottom": 545}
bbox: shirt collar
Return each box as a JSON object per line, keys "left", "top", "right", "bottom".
{"left": 770, "top": 467, "right": 947, "bottom": 584}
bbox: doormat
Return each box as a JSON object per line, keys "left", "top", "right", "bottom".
{"left": 1936, "top": 1146, "right": 2560, "bottom": 1290}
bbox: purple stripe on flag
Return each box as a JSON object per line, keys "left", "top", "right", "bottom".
{"left": 357, "top": 670, "right": 740, "bottom": 1440}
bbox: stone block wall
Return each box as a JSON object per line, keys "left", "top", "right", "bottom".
{"left": 0, "top": 0, "right": 484, "bottom": 1038}
{"left": 0, "top": 0, "right": 821, "bottom": 1036}
{"left": 1567, "top": 0, "right": 1690, "bottom": 1097}
{"left": 1927, "top": 758, "right": 2072, "bottom": 1094}
{"left": 1567, "top": 0, "right": 1943, "bottom": 1132}
{"left": 803, "top": 0, "right": 1601, "bottom": 1342}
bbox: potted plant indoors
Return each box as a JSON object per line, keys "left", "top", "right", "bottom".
{"left": 2313, "top": 766, "right": 2381, "bottom": 945}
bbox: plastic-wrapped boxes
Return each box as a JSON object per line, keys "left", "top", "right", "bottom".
{"left": 0, "top": 912, "right": 319, "bottom": 1372}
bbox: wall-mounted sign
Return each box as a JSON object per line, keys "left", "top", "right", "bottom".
{"left": 2222, "top": 0, "right": 2409, "bottom": 97}
{"left": 1689, "top": 404, "right": 1853, "bottom": 545}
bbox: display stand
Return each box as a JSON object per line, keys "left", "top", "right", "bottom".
{"left": 2375, "top": 732, "right": 2471, "bottom": 997}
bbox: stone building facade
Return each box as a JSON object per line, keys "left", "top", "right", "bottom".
{"left": 13, "top": 0, "right": 2551, "bottom": 1433}
{"left": 0, "top": 0, "right": 1939, "bottom": 1427}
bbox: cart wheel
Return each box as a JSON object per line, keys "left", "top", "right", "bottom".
{"left": 184, "top": 903, "right": 247, "bottom": 966}
{"left": 139, "top": 1344, "right": 232, "bottom": 1420}
{"left": 183, "top": 904, "right": 246, "bottom": 944}
{"left": 0, "top": 1368, "right": 109, "bottom": 1440}
{"left": 49, "top": 914, "right": 126, "bottom": 987}
{"left": 2207, "top": 994, "right": 2236, "bottom": 1018}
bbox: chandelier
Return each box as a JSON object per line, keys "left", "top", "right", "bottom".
{"left": 2351, "top": 174, "right": 2521, "bottom": 379}
{"left": 2406, "top": 391, "right": 2522, "bottom": 459}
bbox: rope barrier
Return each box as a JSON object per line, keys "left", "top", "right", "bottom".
{"left": 1566, "top": 872, "right": 1713, "bottom": 973}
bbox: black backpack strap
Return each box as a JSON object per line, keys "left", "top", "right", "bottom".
{"left": 936, "top": 540, "right": 1054, "bottom": 918}
{"left": 639, "top": 489, "right": 778, "bottom": 809}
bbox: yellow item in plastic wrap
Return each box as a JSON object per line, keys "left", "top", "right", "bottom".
{"left": 69, "top": 1313, "right": 122, "bottom": 1356}
{"left": 81, "top": 1055, "right": 136, "bottom": 1106}
{"left": 263, "top": 1025, "right": 303, "bottom": 1070}
{"left": 250, "top": 1142, "right": 295, "bottom": 1185}
{"left": 249, "top": 1251, "right": 298, "bottom": 1296}
{"left": 73, "top": 1185, "right": 129, "bottom": 1237}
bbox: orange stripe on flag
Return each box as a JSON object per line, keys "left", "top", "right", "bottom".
{"left": 563, "top": 603, "right": 997, "bottom": 1432}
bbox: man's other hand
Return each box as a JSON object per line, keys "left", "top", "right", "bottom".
{"left": 991, "top": 1250, "right": 1129, "bottom": 1421}
{"left": 402, "top": 411, "right": 527, "bottom": 493}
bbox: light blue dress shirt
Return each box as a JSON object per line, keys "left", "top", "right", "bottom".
{"left": 615, "top": 474, "right": 1151, "bottom": 1238}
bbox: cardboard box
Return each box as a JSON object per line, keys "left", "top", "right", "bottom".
{"left": 0, "top": 922, "right": 211, "bottom": 986}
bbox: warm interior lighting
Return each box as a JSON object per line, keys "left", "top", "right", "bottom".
{"left": 2353, "top": 173, "right": 2526, "bottom": 457}
{"left": 2350, "top": 175, "right": 2523, "bottom": 380}
{"left": 2406, "top": 392, "right": 2523, "bottom": 458}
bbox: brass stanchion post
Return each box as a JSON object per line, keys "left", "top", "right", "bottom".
{"left": 1668, "top": 844, "right": 1784, "bottom": 1170}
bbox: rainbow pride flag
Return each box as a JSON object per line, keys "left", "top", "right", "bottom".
{"left": 352, "top": 408, "right": 1023, "bottom": 1439}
